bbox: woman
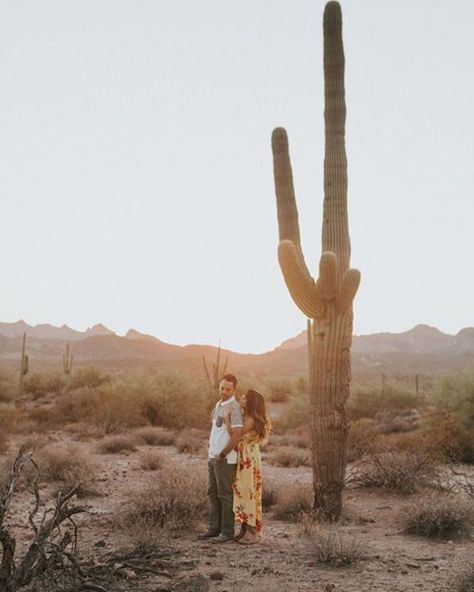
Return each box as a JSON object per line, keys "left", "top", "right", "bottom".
{"left": 225, "top": 389, "right": 271, "bottom": 544}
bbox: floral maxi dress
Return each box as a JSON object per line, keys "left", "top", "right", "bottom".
{"left": 233, "top": 431, "right": 263, "bottom": 534}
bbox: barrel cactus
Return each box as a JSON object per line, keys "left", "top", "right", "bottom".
{"left": 271, "top": 1, "right": 360, "bottom": 519}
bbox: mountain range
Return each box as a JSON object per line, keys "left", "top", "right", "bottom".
{"left": 0, "top": 320, "right": 473, "bottom": 378}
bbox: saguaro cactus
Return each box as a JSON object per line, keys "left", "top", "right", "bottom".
{"left": 271, "top": 1, "right": 360, "bottom": 519}
{"left": 202, "top": 340, "right": 228, "bottom": 389}
{"left": 18, "top": 332, "right": 29, "bottom": 392}
{"left": 63, "top": 343, "right": 73, "bottom": 388}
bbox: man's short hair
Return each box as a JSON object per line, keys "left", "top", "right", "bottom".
{"left": 220, "top": 373, "right": 237, "bottom": 387}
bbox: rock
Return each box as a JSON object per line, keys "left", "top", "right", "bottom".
{"left": 173, "top": 575, "right": 210, "bottom": 592}
{"left": 210, "top": 571, "right": 224, "bottom": 581}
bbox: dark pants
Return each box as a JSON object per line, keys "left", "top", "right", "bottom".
{"left": 207, "top": 459, "right": 236, "bottom": 538}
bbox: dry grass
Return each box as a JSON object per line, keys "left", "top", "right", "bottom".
{"left": 268, "top": 446, "right": 311, "bottom": 468}
{"left": 402, "top": 494, "right": 474, "bottom": 539}
{"left": 272, "top": 482, "right": 313, "bottom": 520}
{"left": 300, "top": 513, "right": 367, "bottom": 566}
{"left": 139, "top": 450, "right": 166, "bottom": 471}
{"left": 454, "top": 560, "right": 474, "bottom": 592}
{"left": 352, "top": 450, "right": 436, "bottom": 494}
{"left": 96, "top": 434, "right": 137, "bottom": 454}
{"left": 133, "top": 426, "right": 176, "bottom": 446}
{"left": 118, "top": 464, "right": 207, "bottom": 533}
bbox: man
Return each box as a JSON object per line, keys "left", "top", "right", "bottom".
{"left": 198, "top": 373, "right": 243, "bottom": 543}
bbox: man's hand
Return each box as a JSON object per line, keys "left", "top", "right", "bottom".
{"left": 219, "top": 426, "right": 242, "bottom": 458}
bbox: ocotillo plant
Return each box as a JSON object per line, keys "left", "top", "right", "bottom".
{"left": 63, "top": 343, "right": 73, "bottom": 387}
{"left": 202, "top": 340, "right": 228, "bottom": 390}
{"left": 271, "top": 1, "right": 360, "bottom": 520}
{"left": 18, "top": 332, "right": 29, "bottom": 393}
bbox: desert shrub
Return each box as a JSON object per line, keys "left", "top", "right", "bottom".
{"left": 139, "top": 450, "right": 165, "bottom": 471}
{"left": 0, "top": 403, "right": 21, "bottom": 433}
{"left": 55, "top": 383, "right": 143, "bottom": 435}
{"left": 429, "top": 374, "right": 474, "bottom": 463}
{"left": 70, "top": 366, "right": 111, "bottom": 390}
{"left": 138, "top": 373, "right": 211, "bottom": 429}
{"left": 270, "top": 429, "right": 309, "bottom": 450}
{"left": 300, "top": 514, "right": 367, "bottom": 565}
{"left": 268, "top": 446, "right": 311, "bottom": 468}
{"left": 96, "top": 434, "right": 137, "bottom": 454}
{"left": 274, "top": 395, "right": 310, "bottom": 431}
{"left": 403, "top": 494, "right": 474, "bottom": 539}
{"left": 0, "top": 370, "right": 16, "bottom": 402}
{"left": 262, "top": 480, "right": 278, "bottom": 510}
{"left": 24, "top": 372, "right": 65, "bottom": 397}
{"left": 375, "top": 408, "right": 420, "bottom": 434}
{"left": 118, "top": 465, "right": 207, "bottom": 531}
{"left": 353, "top": 450, "right": 436, "bottom": 494}
{"left": 33, "top": 445, "right": 97, "bottom": 496}
{"left": 347, "top": 418, "right": 378, "bottom": 462}
{"left": 265, "top": 378, "right": 295, "bottom": 403}
{"left": 133, "top": 426, "right": 176, "bottom": 446}
{"left": 175, "top": 430, "right": 206, "bottom": 455}
{"left": 273, "top": 482, "right": 312, "bottom": 520}
{"left": 347, "top": 385, "right": 422, "bottom": 422}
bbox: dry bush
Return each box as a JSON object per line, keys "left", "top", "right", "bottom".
{"left": 70, "top": 366, "right": 111, "bottom": 389}
{"left": 96, "top": 434, "right": 137, "bottom": 454}
{"left": 300, "top": 513, "right": 367, "bottom": 566}
{"left": 273, "top": 482, "right": 313, "bottom": 520}
{"left": 265, "top": 378, "right": 294, "bottom": 403}
{"left": 0, "top": 403, "right": 22, "bottom": 433}
{"left": 273, "top": 396, "right": 310, "bottom": 431}
{"left": 139, "top": 450, "right": 165, "bottom": 471}
{"left": 55, "top": 385, "right": 143, "bottom": 435}
{"left": 353, "top": 450, "right": 436, "bottom": 494}
{"left": 175, "top": 429, "right": 206, "bottom": 455}
{"left": 270, "top": 428, "right": 309, "bottom": 450}
{"left": 24, "top": 372, "right": 65, "bottom": 397}
{"left": 133, "top": 426, "right": 176, "bottom": 446}
{"left": 403, "top": 494, "right": 474, "bottom": 539}
{"left": 347, "top": 385, "right": 423, "bottom": 422}
{"left": 375, "top": 408, "right": 420, "bottom": 434}
{"left": 33, "top": 445, "right": 97, "bottom": 497}
{"left": 262, "top": 480, "right": 278, "bottom": 510}
{"left": 347, "top": 418, "right": 378, "bottom": 462}
{"left": 118, "top": 465, "right": 207, "bottom": 532}
{"left": 268, "top": 446, "right": 311, "bottom": 468}
{"left": 137, "top": 373, "right": 212, "bottom": 429}
{"left": 0, "top": 369, "right": 16, "bottom": 402}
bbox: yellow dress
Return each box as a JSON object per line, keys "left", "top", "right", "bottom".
{"left": 232, "top": 431, "right": 263, "bottom": 533}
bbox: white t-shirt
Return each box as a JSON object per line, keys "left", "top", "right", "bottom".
{"left": 208, "top": 396, "right": 243, "bottom": 463}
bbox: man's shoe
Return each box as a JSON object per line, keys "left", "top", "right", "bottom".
{"left": 197, "top": 531, "right": 219, "bottom": 540}
{"left": 210, "top": 533, "right": 234, "bottom": 544}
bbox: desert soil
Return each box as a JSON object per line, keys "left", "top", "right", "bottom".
{"left": 4, "top": 429, "right": 474, "bottom": 592}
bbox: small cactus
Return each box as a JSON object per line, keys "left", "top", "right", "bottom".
{"left": 18, "top": 332, "right": 29, "bottom": 392}
{"left": 271, "top": 1, "right": 360, "bottom": 519}
{"left": 63, "top": 343, "right": 73, "bottom": 388}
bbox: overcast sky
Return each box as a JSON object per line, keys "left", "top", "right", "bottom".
{"left": 1, "top": 0, "right": 473, "bottom": 353}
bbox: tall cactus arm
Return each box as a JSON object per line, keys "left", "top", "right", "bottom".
{"left": 335, "top": 268, "right": 361, "bottom": 313}
{"left": 272, "top": 128, "right": 312, "bottom": 277}
{"left": 322, "top": 1, "right": 350, "bottom": 272}
{"left": 277, "top": 241, "right": 325, "bottom": 319}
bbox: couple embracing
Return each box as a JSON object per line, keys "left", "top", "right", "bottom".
{"left": 198, "top": 373, "right": 271, "bottom": 545}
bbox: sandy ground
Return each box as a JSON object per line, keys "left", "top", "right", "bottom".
{"left": 3, "top": 425, "right": 474, "bottom": 592}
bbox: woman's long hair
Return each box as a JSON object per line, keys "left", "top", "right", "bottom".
{"left": 244, "top": 389, "right": 271, "bottom": 444}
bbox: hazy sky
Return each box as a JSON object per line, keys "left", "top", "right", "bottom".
{"left": 1, "top": 0, "right": 473, "bottom": 353}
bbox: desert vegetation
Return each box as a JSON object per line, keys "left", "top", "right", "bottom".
{"left": 0, "top": 363, "right": 473, "bottom": 590}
